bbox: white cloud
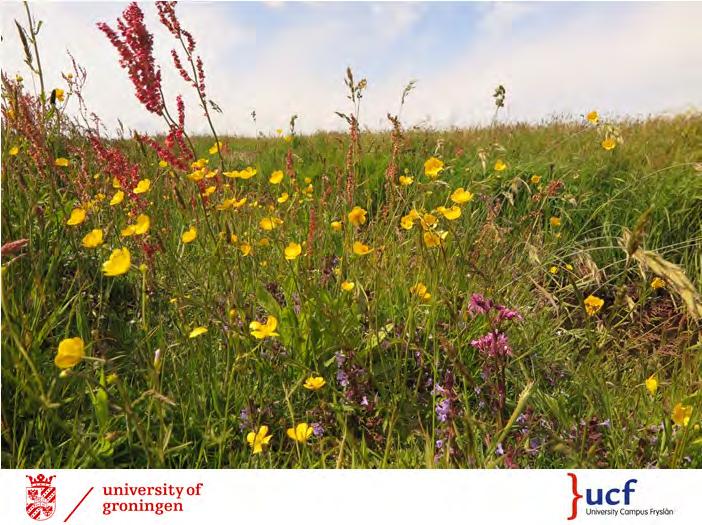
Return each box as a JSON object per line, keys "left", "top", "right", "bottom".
{"left": 1, "top": 2, "right": 700, "bottom": 137}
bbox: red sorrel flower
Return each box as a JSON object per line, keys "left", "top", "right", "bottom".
{"left": 98, "top": 3, "right": 164, "bottom": 115}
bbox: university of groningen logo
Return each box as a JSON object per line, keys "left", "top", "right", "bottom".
{"left": 26, "top": 474, "right": 57, "bottom": 521}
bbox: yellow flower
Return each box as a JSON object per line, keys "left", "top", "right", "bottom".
{"left": 399, "top": 175, "right": 413, "bottom": 186}
{"left": 121, "top": 225, "right": 136, "bottom": 237}
{"left": 9, "top": 146, "right": 19, "bottom": 156}
{"left": 260, "top": 217, "right": 283, "bottom": 231}
{"left": 450, "top": 187, "right": 473, "bottom": 204}
{"left": 276, "top": 128, "right": 283, "bottom": 135}
{"left": 436, "top": 205, "right": 461, "bottom": 221}
{"left": 269, "top": 170, "right": 284, "bottom": 184}
{"left": 209, "top": 141, "right": 222, "bottom": 155}
{"left": 182, "top": 226, "right": 197, "bottom": 244}
{"left": 284, "top": 242, "right": 302, "bottom": 260}
{"left": 217, "top": 197, "right": 247, "bottom": 210}
{"left": 549, "top": 216, "right": 561, "bottom": 227}
{"left": 188, "top": 326, "right": 208, "bottom": 338}
{"left": 651, "top": 277, "right": 666, "bottom": 289}
{"left": 133, "top": 214, "right": 150, "bottom": 235}
{"left": 424, "top": 157, "right": 444, "bottom": 179}
{"left": 549, "top": 266, "right": 559, "bottom": 275}
{"left": 159, "top": 160, "right": 169, "bottom": 168}
{"left": 237, "top": 167, "right": 257, "bottom": 180}
{"left": 66, "top": 208, "right": 86, "bottom": 226}
{"left": 352, "top": 241, "right": 373, "bottom": 255}
{"left": 584, "top": 294, "right": 604, "bottom": 316}
{"left": 530, "top": 175, "right": 541, "bottom": 184}
{"left": 54, "top": 88, "right": 65, "bottom": 102}
{"left": 601, "top": 137, "right": 617, "bottom": 151}
{"left": 410, "top": 282, "right": 431, "bottom": 301}
{"left": 102, "top": 247, "right": 131, "bottom": 276}
{"left": 494, "top": 159, "right": 507, "bottom": 172}
{"left": 341, "top": 281, "right": 355, "bottom": 292}
{"left": 109, "top": 190, "right": 125, "bottom": 206}
{"left": 240, "top": 242, "right": 252, "bottom": 256}
{"left": 188, "top": 169, "right": 205, "bottom": 181}
{"left": 133, "top": 179, "right": 151, "bottom": 194}
{"left": 246, "top": 426, "right": 273, "bottom": 454}
{"left": 423, "top": 230, "right": 446, "bottom": 248}
{"left": 55, "top": 157, "right": 69, "bottom": 167}
{"left": 672, "top": 402, "right": 692, "bottom": 427}
{"left": 421, "top": 213, "right": 438, "bottom": 230}
{"left": 586, "top": 110, "right": 599, "bottom": 124}
{"left": 348, "top": 206, "right": 367, "bottom": 227}
{"left": 284, "top": 135, "right": 293, "bottom": 143}
{"left": 303, "top": 376, "right": 326, "bottom": 391}
{"left": 645, "top": 375, "right": 658, "bottom": 396}
{"left": 203, "top": 185, "right": 216, "bottom": 197}
{"left": 112, "top": 176, "right": 121, "bottom": 189}
{"left": 81, "top": 229, "right": 104, "bottom": 249}
{"left": 277, "top": 192, "right": 289, "bottom": 203}
{"left": 565, "top": 263, "right": 574, "bottom": 271}
{"left": 331, "top": 220, "right": 342, "bottom": 232}
{"left": 55, "top": 337, "right": 84, "bottom": 369}
{"left": 250, "top": 315, "right": 279, "bottom": 339}
{"left": 287, "top": 422, "right": 313, "bottom": 443}
{"left": 400, "top": 214, "right": 415, "bottom": 230}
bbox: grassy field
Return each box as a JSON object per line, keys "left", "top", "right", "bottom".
{"left": 3, "top": 109, "right": 701, "bottom": 468}
{"left": 2, "top": 3, "right": 701, "bottom": 469}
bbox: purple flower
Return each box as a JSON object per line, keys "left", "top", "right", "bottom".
{"left": 470, "top": 331, "right": 513, "bottom": 357}
{"left": 336, "top": 369, "right": 349, "bottom": 388}
{"left": 529, "top": 438, "right": 542, "bottom": 452}
{"left": 312, "top": 422, "right": 325, "bottom": 437}
{"left": 496, "top": 305, "right": 523, "bottom": 323}
{"left": 436, "top": 439, "right": 444, "bottom": 450}
{"left": 495, "top": 442, "right": 504, "bottom": 456}
{"left": 436, "top": 398, "right": 451, "bottom": 422}
{"left": 432, "top": 384, "right": 447, "bottom": 396}
{"left": 468, "top": 293, "right": 494, "bottom": 316}
{"left": 360, "top": 395, "right": 369, "bottom": 407}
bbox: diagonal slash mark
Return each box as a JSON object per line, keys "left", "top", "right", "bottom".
{"left": 64, "top": 486, "right": 93, "bottom": 522}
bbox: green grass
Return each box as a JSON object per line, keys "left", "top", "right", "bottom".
{"left": 2, "top": 113, "right": 701, "bottom": 468}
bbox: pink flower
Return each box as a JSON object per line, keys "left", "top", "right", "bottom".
{"left": 470, "top": 331, "right": 513, "bottom": 358}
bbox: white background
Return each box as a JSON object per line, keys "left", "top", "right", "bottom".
{"left": 2, "top": 469, "right": 700, "bottom": 524}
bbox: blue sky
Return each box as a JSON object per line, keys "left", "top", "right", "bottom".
{"left": 1, "top": 1, "right": 701, "bottom": 136}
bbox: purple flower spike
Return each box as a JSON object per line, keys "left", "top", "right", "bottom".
{"left": 468, "top": 293, "right": 494, "bottom": 316}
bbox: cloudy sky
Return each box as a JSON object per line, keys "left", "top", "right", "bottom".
{"left": 1, "top": 1, "right": 701, "bottom": 136}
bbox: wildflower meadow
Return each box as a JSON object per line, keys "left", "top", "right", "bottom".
{"left": 2, "top": 2, "right": 701, "bottom": 469}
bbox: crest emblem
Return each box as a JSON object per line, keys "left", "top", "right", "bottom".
{"left": 26, "top": 474, "right": 56, "bottom": 521}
